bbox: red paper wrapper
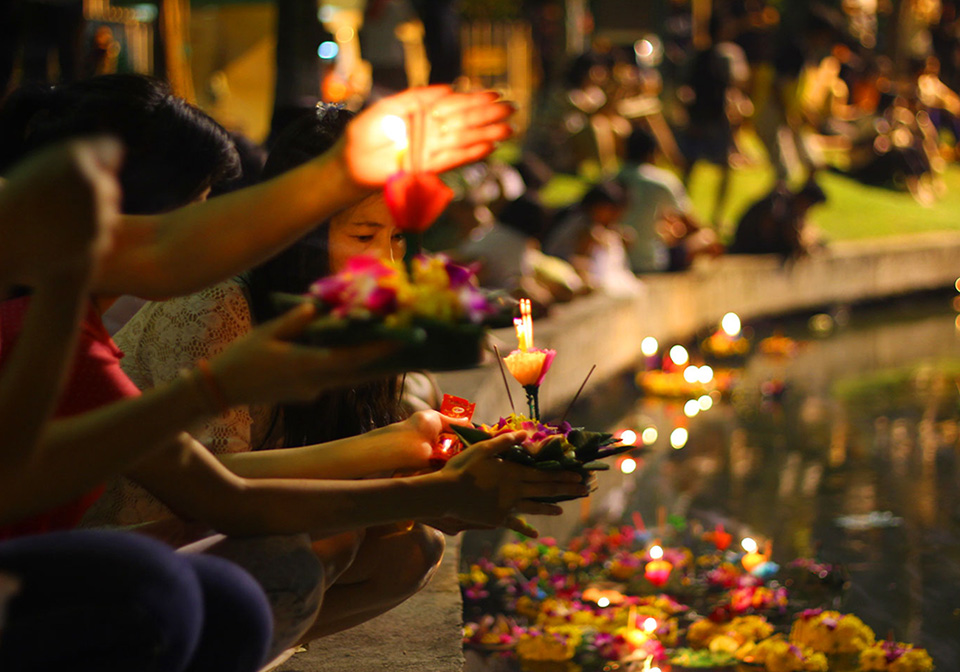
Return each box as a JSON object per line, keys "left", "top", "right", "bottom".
{"left": 432, "top": 394, "right": 476, "bottom": 464}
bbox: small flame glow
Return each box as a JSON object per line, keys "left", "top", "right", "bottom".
{"left": 721, "top": 312, "right": 741, "bottom": 336}
{"left": 597, "top": 596, "right": 610, "bottom": 608}
{"left": 641, "top": 336, "right": 659, "bottom": 357}
{"left": 649, "top": 545, "right": 663, "bottom": 560}
{"left": 741, "top": 537, "right": 758, "bottom": 553}
{"left": 669, "top": 345, "right": 689, "bottom": 366}
{"left": 643, "top": 617, "right": 658, "bottom": 633}
{"left": 381, "top": 115, "right": 408, "bottom": 149}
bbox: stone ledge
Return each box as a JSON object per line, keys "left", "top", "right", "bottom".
{"left": 436, "top": 232, "right": 960, "bottom": 420}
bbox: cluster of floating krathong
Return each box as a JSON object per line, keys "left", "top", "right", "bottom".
{"left": 460, "top": 518, "right": 935, "bottom": 672}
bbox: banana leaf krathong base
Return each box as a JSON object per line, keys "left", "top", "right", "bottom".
{"left": 272, "top": 293, "right": 486, "bottom": 372}
{"left": 450, "top": 421, "right": 634, "bottom": 502}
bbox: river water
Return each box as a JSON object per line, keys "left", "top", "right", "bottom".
{"left": 462, "top": 291, "right": 960, "bottom": 669}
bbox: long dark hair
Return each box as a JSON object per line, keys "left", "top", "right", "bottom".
{"left": 243, "top": 104, "right": 404, "bottom": 448}
{"left": 0, "top": 74, "right": 240, "bottom": 213}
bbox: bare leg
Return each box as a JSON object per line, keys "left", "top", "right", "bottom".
{"left": 296, "top": 523, "right": 445, "bottom": 644}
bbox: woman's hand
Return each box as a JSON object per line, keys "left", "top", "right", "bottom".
{"left": 372, "top": 410, "right": 468, "bottom": 473}
{"left": 436, "top": 431, "right": 591, "bottom": 537}
{"left": 209, "top": 303, "right": 399, "bottom": 406}
{"left": 340, "top": 86, "right": 515, "bottom": 188}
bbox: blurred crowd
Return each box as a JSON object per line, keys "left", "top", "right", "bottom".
{"left": 413, "top": 0, "right": 960, "bottom": 311}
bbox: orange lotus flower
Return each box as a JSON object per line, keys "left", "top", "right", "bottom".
{"left": 504, "top": 348, "right": 556, "bottom": 387}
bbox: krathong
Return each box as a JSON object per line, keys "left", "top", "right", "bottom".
{"left": 273, "top": 255, "right": 509, "bottom": 370}
{"left": 448, "top": 411, "right": 631, "bottom": 499}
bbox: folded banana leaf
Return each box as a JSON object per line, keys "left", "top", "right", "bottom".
{"left": 449, "top": 423, "right": 625, "bottom": 502}
{"left": 270, "top": 293, "right": 485, "bottom": 371}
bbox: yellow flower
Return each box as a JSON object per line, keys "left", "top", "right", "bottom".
{"left": 515, "top": 628, "right": 578, "bottom": 662}
{"left": 891, "top": 648, "right": 934, "bottom": 672}
{"left": 860, "top": 647, "right": 890, "bottom": 671}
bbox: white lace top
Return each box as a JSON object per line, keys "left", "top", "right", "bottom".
{"left": 80, "top": 279, "right": 283, "bottom": 529}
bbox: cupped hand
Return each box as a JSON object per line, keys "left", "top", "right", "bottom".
{"left": 210, "top": 303, "right": 401, "bottom": 406}
{"left": 438, "top": 431, "right": 590, "bottom": 537}
{"left": 341, "top": 86, "right": 515, "bottom": 187}
{"left": 375, "top": 409, "right": 470, "bottom": 473}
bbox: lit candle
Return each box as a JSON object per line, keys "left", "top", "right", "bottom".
{"left": 380, "top": 115, "right": 408, "bottom": 171}
{"left": 706, "top": 524, "right": 732, "bottom": 552}
{"left": 517, "top": 298, "right": 533, "bottom": 350}
{"left": 644, "top": 545, "right": 673, "bottom": 588}
{"left": 740, "top": 537, "right": 765, "bottom": 572}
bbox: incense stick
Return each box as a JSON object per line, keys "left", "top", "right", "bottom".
{"left": 493, "top": 344, "right": 516, "bottom": 414}
{"left": 559, "top": 364, "right": 596, "bottom": 425}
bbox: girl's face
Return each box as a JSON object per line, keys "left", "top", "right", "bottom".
{"left": 327, "top": 193, "right": 405, "bottom": 274}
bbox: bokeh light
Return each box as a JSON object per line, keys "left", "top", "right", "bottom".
{"left": 669, "top": 345, "right": 689, "bottom": 366}
{"left": 721, "top": 312, "right": 741, "bottom": 336}
{"left": 641, "top": 336, "right": 659, "bottom": 357}
{"left": 641, "top": 427, "right": 658, "bottom": 444}
{"left": 619, "top": 457, "right": 637, "bottom": 474}
{"left": 670, "top": 428, "right": 688, "bottom": 449}
{"left": 317, "top": 41, "right": 339, "bottom": 59}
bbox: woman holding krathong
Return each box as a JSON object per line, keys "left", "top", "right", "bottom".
{"left": 0, "top": 75, "right": 586, "bottom": 663}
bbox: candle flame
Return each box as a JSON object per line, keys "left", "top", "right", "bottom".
{"left": 381, "top": 115, "right": 408, "bottom": 150}
{"left": 516, "top": 299, "right": 533, "bottom": 350}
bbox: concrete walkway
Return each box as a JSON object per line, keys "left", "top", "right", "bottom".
{"left": 278, "top": 543, "right": 464, "bottom": 672}
{"left": 276, "top": 233, "right": 960, "bottom": 672}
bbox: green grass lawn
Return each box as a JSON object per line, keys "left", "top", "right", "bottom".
{"left": 686, "top": 161, "right": 960, "bottom": 242}
{"left": 496, "top": 142, "right": 960, "bottom": 243}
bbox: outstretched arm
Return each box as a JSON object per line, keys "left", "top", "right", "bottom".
{"left": 219, "top": 410, "right": 455, "bottom": 480}
{"left": 91, "top": 88, "right": 514, "bottom": 299}
{"left": 0, "top": 305, "right": 399, "bottom": 525}
{"left": 127, "top": 430, "right": 586, "bottom": 538}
